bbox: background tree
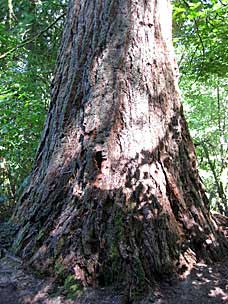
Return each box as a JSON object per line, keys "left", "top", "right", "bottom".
{"left": 11, "top": 0, "right": 227, "bottom": 294}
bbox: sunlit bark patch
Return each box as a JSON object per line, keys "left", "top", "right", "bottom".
{"left": 12, "top": 0, "right": 227, "bottom": 291}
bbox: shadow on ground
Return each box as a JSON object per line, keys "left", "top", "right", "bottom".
{"left": 0, "top": 250, "right": 227, "bottom": 304}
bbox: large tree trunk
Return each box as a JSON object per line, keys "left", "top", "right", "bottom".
{"left": 12, "top": 0, "right": 227, "bottom": 290}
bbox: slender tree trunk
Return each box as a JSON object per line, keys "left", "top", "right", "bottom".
{"left": 12, "top": 0, "right": 227, "bottom": 289}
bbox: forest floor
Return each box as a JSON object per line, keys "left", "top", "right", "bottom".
{"left": 0, "top": 250, "right": 227, "bottom": 304}
{"left": 0, "top": 217, "right": 227, "bottom": 304}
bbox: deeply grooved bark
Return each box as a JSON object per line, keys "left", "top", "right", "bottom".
{"left": 12, "top": 0, "right": 227, "bottom": 291}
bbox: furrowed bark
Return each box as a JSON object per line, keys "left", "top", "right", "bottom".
{"left": 12, "top": 0, "right": 227, "bottom": 290}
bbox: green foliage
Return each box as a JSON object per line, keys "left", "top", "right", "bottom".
{"left": 0, "top": 1, "right": 66, "bottom": 215}
{"left": 173, "top": 0, "right": 228, "bottom": 78}
{"left": 0, "top": 81, "right": 46, "bottom": 192}
{"left": 53, "top": 262, "right": 83, "bottom": 300}
{"left": 181, "top": 78, "right": 227, "bottom": 211}
{"left": 173, "top": 0, "right": 228, "bottom": 213}
{"left": 63, "top": 275, "right": 82, "bottom": 299}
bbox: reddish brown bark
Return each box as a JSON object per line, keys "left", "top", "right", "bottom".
{"left": 12, "top": 0, "right": 227, "bottom": 291}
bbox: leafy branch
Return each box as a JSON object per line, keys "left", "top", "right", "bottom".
{"left": 0, "top": 13, "right": 65, "bottom": 60}
{"left": 218, "top": 0, "right": 228, "bottom": 6}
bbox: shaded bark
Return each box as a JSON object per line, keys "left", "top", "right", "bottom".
{"left": 12, "top": 0, "right": 227, "bottom": 291}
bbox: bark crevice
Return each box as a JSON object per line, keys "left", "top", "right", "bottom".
{"left": 11, "top": 0, "right": 227, "bottom": 291}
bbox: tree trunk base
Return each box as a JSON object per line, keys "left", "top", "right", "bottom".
{"left": 10, "top": 0, "right": 228, "bottom": 292}
{"left": 12, "top": 181, "right": 228, "bottom": 290}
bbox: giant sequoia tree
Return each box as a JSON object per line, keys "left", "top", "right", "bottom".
{"left": 12, "top": 0, "right": 227, "bottom": 289}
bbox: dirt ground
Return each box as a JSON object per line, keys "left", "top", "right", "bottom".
{"left": 0, "top": 251, "right": 227, "bottom": 304}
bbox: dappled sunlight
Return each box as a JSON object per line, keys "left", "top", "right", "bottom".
{"left": 148, "top": 259, "right": 228, "bottom": 303}
{"left": 8, "top": 0, "right": 228, "bottom": 300}
{"left": 209, "top": 287, "right": 228, "bottom": 301}
{"left": 1, "top": 249, "right": 228, "bottom": 303}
